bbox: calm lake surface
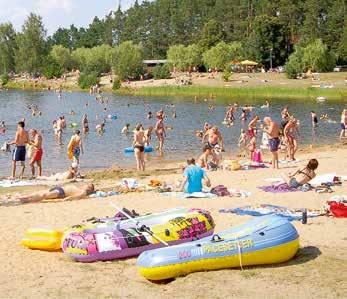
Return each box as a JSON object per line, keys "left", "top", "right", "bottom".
{"left": 0, "top": 89, "right": 345, "bottom": 176}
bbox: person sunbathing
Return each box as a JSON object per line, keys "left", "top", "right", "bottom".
{"left": 37, "top": 165, "right": 78, "bottom": 181}
{"left": 18, "top": 182, "right": 95, "bottom": 203}
{"left": 281, "top": 159, "right": 318, "bottom": 188}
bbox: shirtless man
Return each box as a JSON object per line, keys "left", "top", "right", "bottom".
{"left": 18, "top": 182, "right": 95, "bottom": 204}
{"left": 67, "top": 130, "right": 84, "bottom": 166}
{"left": 38, "top": 164, "right": 78, "bottom": 181}
{"left": 202, "top": 126, "right": 224, "bottom": 151}
{"left": 284, "top": 118, "right": 299, "bottom": 161}
{"left": 133, "top": 124, "right": 146, "bottom": 171}
{"left": 9, "top": 121, "right": 29, "bottom": 179}
{"left": 29, "top": 129, "right": 43, "bottom": 177}
{"left": 263, "top": 117, "right": 280, "bottom": 169}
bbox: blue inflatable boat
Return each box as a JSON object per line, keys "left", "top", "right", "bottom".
{"left": 137, "top": 215, "right": 299, "bottom": 280}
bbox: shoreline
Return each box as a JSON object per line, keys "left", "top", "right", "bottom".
{"left": 4, "top": 73, "right": 347, "bottom": 100}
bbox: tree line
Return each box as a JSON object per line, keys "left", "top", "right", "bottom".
{"left": 0, "top": 0, "right": 345, "bottom": 84}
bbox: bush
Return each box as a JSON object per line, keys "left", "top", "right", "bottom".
{"left": 152, "top": 64, "right": 171, "bottom": 79}
{"left": 0, "top": 73, "right": 9, "bottom": 85}
{"left": 42, "top": 56, "right": 63, "bottom": 79}
{"left": 78, "top": 72, "right": 100, "bottom": 89}
{"left": 222, "top": 70, "right": 232, "bottom": 82}
{"left": 112, "top": 78, "right": 121, "bottom": 90}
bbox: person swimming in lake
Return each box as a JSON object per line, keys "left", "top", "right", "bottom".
{"left": 82, "top": 114, "right": 89, "bottom": 134}
{"left": 67, "top": 130, "right": 84, "bottom": 166}
{"left": 133, "top": 124, "right": 146, "bottom": 171}
{"left": 311, "top": 111, "right": 318, "bottom": 127}
{"left": 281, "top": 159, "right": 318, "bottom": 188}
{"left": 155, "top": 115, "right": 166, "bottom": 152}
{"left": 121, "top": 124, "right": 130, "bottom": 134}
{"left": 238, "top": 129, "right": 247, "bottom": 157}
{"left": 147, "top": 111, "right": 153, "bottom": 119}
{"left": 339, "top": 109, "right": 347, "bottom": 140}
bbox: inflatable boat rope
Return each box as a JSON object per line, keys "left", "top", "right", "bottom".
{"left": 213, "top": 233, "right": 244, "bottom": 270}
{"left": 110, "top": 203, "right": 169, "bottom": 246}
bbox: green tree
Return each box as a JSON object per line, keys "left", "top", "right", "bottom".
{"left": 285, "top": 46, "right": 304, "bottom": 78}
{"left": 202, "top": 41, "right": 232, "bottom": 70}
{"left": 113, "top": 41, "right": 143, "bottom": 80}
{"left": 198, "top": 19, "right": 225, "bottom": 51}
{"left": 15, "top": 13, "right": 47, "bottom": 74}
{"left": 0, "top": 22, "right": 17, "bottom": 73}
{"left": 302, "top": 39, "right": 335, "bottom": 72}
{"left": 243, "top": 15, "right": 287, "bottom": 68}
{"left": 42, "top": 55, "right": 63, "bottom": 79}
{"left": 185, "top": 44, "right": 202, "bottom": 69}
{"left": 50, "top": 45, "right": 72, "bottom": 71}
{"left": 167, "top": 45, "right": 188, "bottom": 71}
{"left": 51, "top": 28, "right": 72, "bottom": 49}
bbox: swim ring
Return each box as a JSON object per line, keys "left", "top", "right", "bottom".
{"left": 68, "top": 123, "right": 78, "bottom": 128}
{"left": 124, "top": 146, "right": 153, "bottom": 153}
{"left": 137, "top": 215, "right": 299, "bottom": 281}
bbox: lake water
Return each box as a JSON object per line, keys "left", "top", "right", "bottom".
{"left": 0, "top": 89, "right": 345, "bottom": 176}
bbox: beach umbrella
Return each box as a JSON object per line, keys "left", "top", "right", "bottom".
{"left": 240, "top": 60, "right": 258, "bottom": 66}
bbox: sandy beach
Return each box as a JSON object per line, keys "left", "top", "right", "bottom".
{"left": 0, "top": 146, "right": 346, "bottom": 299}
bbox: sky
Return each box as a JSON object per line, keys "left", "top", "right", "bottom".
{"left": 0, "top": 0, "right": 143, "bottom": 35}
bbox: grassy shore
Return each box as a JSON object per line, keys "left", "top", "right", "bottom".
{"left": 4, "top": 71, "right": 347, "bottom": 100}
{"left": 119, "top": 85, "right": 347, "bottom": 100}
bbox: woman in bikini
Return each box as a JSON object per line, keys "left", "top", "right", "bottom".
{"left": 248, "top": 115, "right": 259, "bottom": 138}
{"left": 133, "top": 124, "right": 146, "bottom": 171}
{"left": 281, "top": 159, "right": 318, "bottom": 188}
{"left": 284, "top": 118, "right": 299, "bottom": 161}
{"left": 155, "top": 116, "right": 166, "bottom": 152}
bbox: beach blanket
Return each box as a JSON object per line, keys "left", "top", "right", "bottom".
{"left": 258, "top": 183, "right": 299, "bottom": 193}
{"left": 309, "top": 173, "right": 337, "bottom": 187}
{"left": 89, "top": 191, "right": 119, "bottom": 198}
{"left": 219, "top": 204, "right": 323, "bottom": 221}
{"left": 0, "top": 180, "right": 44, "bottom": 188}
{"left": 161, "top": 192, "right": 217, "bottom": 199}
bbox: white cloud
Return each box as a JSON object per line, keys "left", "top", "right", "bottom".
{"left": 36, "top": 0, "right": 73, "bottom": 14}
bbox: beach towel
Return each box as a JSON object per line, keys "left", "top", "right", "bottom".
{"left": 161, "top": 192, "right": 217, "bottom": 199}
{"left": 326, "top": 195, "right": 347, "bottom": 218}
{"left": 89, "top": 191, "right": 119, "bottom": 198}
{"left": 258, "top": 183, "right": 299, "bottom": 193}
{"left": 0, "top": 180, "right": 44, "bottom": 188}
{"left": 309, "top": 173, "right": 337, "bottom": 187}
{"left": 219, "top": 204, "right": 323, "bottom": 221}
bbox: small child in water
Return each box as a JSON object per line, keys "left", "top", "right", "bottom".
{"left": 247, "top": 135, "right": 256, "bottom": 161}
{"left": 121, "top": 124, "right": 130, "bottom": 134}
{"left": 238, "top": 129, "right": 247, "bottom": 157}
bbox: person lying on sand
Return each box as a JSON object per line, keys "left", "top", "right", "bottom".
{"left": 281, "top": 159, "right": 318, "bottom": 188}
{"left": 37, "top": 164, "right": 78, "bottom": 181}
{"left": 18, "top": 182, "right": 95, "bottom": 203}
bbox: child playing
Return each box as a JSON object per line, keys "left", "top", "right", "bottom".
{"left": 247, "top": 135, "right": 256, "bottom": 161}
{"left": 238, "top": 129, "right": 247, "bottom": 157}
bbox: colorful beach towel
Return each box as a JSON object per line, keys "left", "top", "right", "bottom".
{"left": 258, "top": 183, "right": 299, "bottom": 193}
{"left": 219, "top": 204, "right": 323, "bottom": 221}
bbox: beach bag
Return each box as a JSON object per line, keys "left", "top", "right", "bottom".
{"left": 211, "top": 185, "right": 230, "bottom": 197}
{"left": 252, "top": 150, "right": 262, "bottom": 163}
{"left": 328, "top": 201, "right": 347, "bottom": 218}
{"left": 230, "top": 160, "right": 241, "bottom": 171}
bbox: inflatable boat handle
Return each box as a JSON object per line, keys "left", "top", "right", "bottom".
{"left": 211, "top": 234, "right": 224, "bottom": 243}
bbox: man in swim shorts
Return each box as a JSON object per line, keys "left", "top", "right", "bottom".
{"left": 263, "top": 117, "right": 280, "bottom": 169}
{"left": 29, "top": 129, "right": 43, "bottom": 177}
{"left": 9, "top": 121, "right": 29, "bottom": 179}
{"left": 68, "top": 130, "right": 84, "bottom": 166}
{"left": 18, "top": 182, "right": 95, "bottom": 203}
